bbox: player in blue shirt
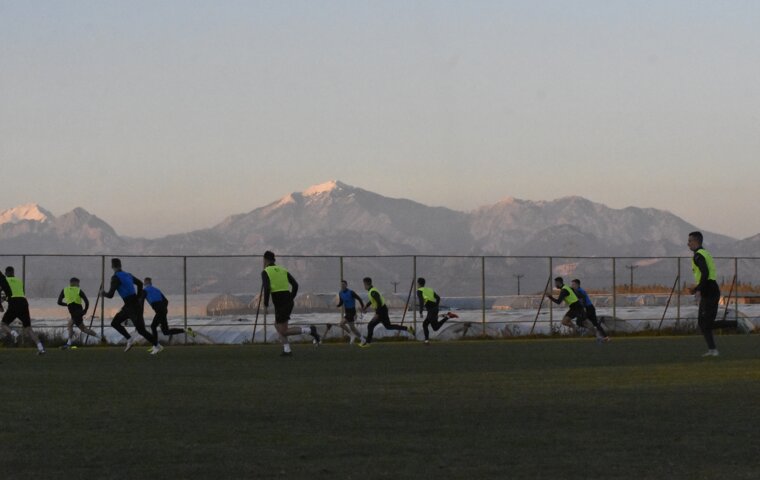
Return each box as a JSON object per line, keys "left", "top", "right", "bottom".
{"left": 571, "top": 278, "right": 610, "bottom": 342}
{"left": 142, "top": 277, "right": 194, "bottom": 342}
{"left": 336, "top": 280, "right": 366, "bottom": 344}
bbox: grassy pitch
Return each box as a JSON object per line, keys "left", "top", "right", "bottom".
{"left": 1, "top": 336, "right": 759, "bottom": 479}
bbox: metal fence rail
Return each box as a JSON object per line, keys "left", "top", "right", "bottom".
{"left": 0, "top": 253, "right": 756, "bottom": 345}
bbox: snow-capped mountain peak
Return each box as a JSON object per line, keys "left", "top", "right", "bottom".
{"left": 302, "top": 180, "right": 347, "bottom": 197}
{"left": 0, "top": 203, "right": 54, "bottom": 225}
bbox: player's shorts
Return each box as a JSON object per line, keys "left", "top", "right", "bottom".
{"left": 272, "top": 292, "right": 294, "bottom": 324}
{"left": 344, "top": 307, "right": 357, "bottom": 322}
{"left": 585, "top": 304, "right": 598, "bottom": 323}
{"left": 565, "top": 303, "right": 586, "bottom": 327}
{"left": 3, "top": 298, "right": 31, "bottom": 327}
{"left": 68, "top": 304, "right": 86, "bottom": 326}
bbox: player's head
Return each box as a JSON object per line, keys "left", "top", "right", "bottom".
{"left": 144, "top": 277, "right": 153, "bottom": 286}
{"left": 69, "top": 277, "right": 80, "bottom": 286}
{"left": 554, "top": 276, "right": 564, "bottom": 288}
{"left": 5, "top": 266, "right": 15, "bottom": 276}
{"left": 111, "top": 258, "right": 122, "bottom": 270}
{"left": 340, "top": 280, "right": 348, "bottom": 290}
{"left": 688, "top": 231, "right": 703, "bottom": 251}
{"left": 263, "top": 250, "right": 276, "bottom": 266}
{"left": 571, "top": 279, "right": 581, "bottom": 289}
{"left": 363, "top": 277, "right": 372, "bottom": 289}
{"left": 417, "top": 277, "right": 426, "bottom": 287}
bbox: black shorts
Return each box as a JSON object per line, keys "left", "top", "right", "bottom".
{"left": 271, "top": 292, "right": 294, "bottom": 324}
{"left": 565, "top": 303, "right": 586, "bottom": 326}
{"left": 344, "top": 307, "right": 357, "bottom": 322}
{"left": 585, "top": 304, "right": 598, "bottom": 323}
{"left": 3, "top": 298, "right": 31, "bottom": 327}
{"left": 68, "top": 304, "right": 86, "bottom": 326}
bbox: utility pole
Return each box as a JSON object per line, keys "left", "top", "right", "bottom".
{"left": 391, "top": 281, "right": 400, "bottom": 293}
{"left": 625, "top": 265, "right": 638, "bottom": 292}
{"left": 513, "top": 274, "right": 524, "bottom": 296}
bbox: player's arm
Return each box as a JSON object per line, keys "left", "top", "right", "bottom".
{"left": 287, "top": 273, "right": 298, "bottom": 300}
{"left": 417, "top": 290, "right": 425, "bottom": 314}
{"left": 351, "top": 291, "right": 365, "bottom": 311}
{"left": 434, "top": 291, "right": 441, "bottom": 306}
{"left": 367, "top": 290, "right": 382, "bottom": 311}
{"left": 133, "top": 277, "right": 144, "bottom": 297}
{"left": 336, "top": 295, "right": 343, "bottom": 308}
{"left": 548, "top": 289, "right": 566, "bottom": 305}
{"left": 57, "top": 289, "right": 66, "bottom": 307}
{"left": 261, "top": 271, "right": 271, "bottom": 307}
{"left": 80, "top": 290, "right": 90, "bottom": 314}
{"left": 102, "top": 275, "right": 119, "bottom": 299}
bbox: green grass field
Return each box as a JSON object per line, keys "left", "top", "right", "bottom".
{"left": 1, "top": 336, "right": 759, "bottom": 479}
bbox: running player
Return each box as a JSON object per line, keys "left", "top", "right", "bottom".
{"left": 0, "top": 267, "right": 46, "bottom": 354}
{"left": 571, "top": 278, "right": 610, "bottom": 342}
{"left": 417, "top": 277, "right": 448, "bottom": 345}
{"left": 102, "top": 258, "right": 162, "bottom": 354}
{"left": 359, "top": 277, "right": 414, "bottom": 346}
{"left": 57, "top": 277, "right": 99, "bottom": 349}
{"left": 547, "top": 276, "right": 590, "bottom": 336}
{"left": 336, "top": 280, "right": 366, "bottom": 344}
{"left": 262, "top": 251, "right": 320, "bottom": 356}
{"left": 142, "top": 277, "right": 194, "bottom": 342}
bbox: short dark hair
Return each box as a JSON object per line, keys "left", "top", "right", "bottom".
{"left": 417, "top": 277, "right": 426, "bottom": 286}
{"left": 70, "top": 277, "right": 80, "bottom": 283}
{"left": 5, "top": 266, "right": 14, "bottom": 276}
{"left": 363, "top": 277, "right": 372, "bottom": 284}
{"left": 340, "top": 280, "right": 347, "bottom": 285}
{"left": 572, "top": 279, "right": 581, "bottom": 285}
{"left": 111, "top": 258, "right": 122, "bottom": 268}
{"left": 263, "top": 250, "right": 276, "bottom": 261}
{"left": 554, "top": 276, "right": 563, "bottom": 283}
{"left": 689, "top": 231, "right": 703, "bottom": 244}
{"left": 144, "top": 277, "right": 152, "bottom": 283}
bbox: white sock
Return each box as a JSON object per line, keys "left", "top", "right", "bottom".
{"left": 10, "top": 330, "right": 19, "bottom": 338}
{"left": 283, "top": 343, "right": 292, "bottom": 353}
{"left": 66, "top": 338, "right": 73, "bottom": 345}
{"left": 301, "top": 326, "right": 310, "bottom": 335}
{"left": 36, "top": 342, "right": 44, "bottom": 351}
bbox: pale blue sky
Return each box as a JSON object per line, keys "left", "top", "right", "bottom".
{"left": 1, "top": 0, "right": 758, "bottom": 238}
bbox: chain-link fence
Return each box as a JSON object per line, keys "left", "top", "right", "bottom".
{"left": 2, "top": 254, "right": 758, "bottom": 346}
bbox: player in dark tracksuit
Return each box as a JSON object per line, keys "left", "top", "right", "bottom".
{"left": 548, "top": 276, "right": 602, "bottom": 340}
{"left": 102, "top": 258, "right": 161, "bottom": 354}
{"left": 141, "top": 277, "right": 191, "bottom": 342}
{"left": 571, "top": 278, "right": 610, "bottom": 342}
{"left": 417, "top": 277, "right": 449, "bottom": 344}
{"left": 359, "top": 277, "right": 414, "bottom": 346}
{"left": 688, "top": 231, "right": 737, "bottom": 356}
{"left": 262, "top": 250, "right": 320, "bottom": 356}
{"left": 0, "top": 267, "right": 46, "bottom": 354}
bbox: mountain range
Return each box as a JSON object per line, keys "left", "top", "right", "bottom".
{"left": 2, "top": 181, "right": 758, "bottom": 295}
{"left": 0, "top": 181, "right": 753, "bottom": 257}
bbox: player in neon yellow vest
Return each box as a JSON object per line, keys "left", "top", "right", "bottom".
{"left": 416, "top": 277, "right": 452, "bottom": 345}
{"left": 261, "top": 251, "right": 320, "bottom": 356}
{"left": 688, "top": 231, "right": 737, "bottom": 357}
{"left": 359, "top": 277, "right": 414, "bottom": 346}
{"left": 0, "top": 266, "right": 46, "bottom": 354}
{"left": 548, "top": 276, "right": 609, "bottom": 341}
{"left": 57, "top": 277, "right": 99, "bottom": 348}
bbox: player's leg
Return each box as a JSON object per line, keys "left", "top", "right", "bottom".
{"left": 111, "top": 307, "right": 131, "bottom": 340}
{"left": 19, "top": 305, "right": 44, "bottom": 354}
{"left": 698, "top": 295, "right": 717, "bottom": 352}
{"left": 363, "top": 314, "right": 381, "bottom": 344}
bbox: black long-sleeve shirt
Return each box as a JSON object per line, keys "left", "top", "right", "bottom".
{"left": 261, "top": 269, "right": 298, "bottom": 307}
{"left": 548, "top": 287, "right": 570, "bottom": 305}
{"left": 693, "top": 250, "right": 719, "bottom": 296}
{"left": 0, "top": 273, "right": 11, "bottom": 299}
{"left": 417, "top": 290, "right": 441, "bottom": 314}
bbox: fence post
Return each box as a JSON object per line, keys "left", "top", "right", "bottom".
{"left": 676, "top": 257, "right": 681, "bottom": 326}
{"left": 734, "top": 257, "right": 739, "bottom": 321}
{"left": 413, "top": 256, "right": 417, "bottom": 334}
{"left": 339, "top": 256, "right": 344, "bottom": 281}
{"left": 21, "top": 255, "right": 26, "bottom": 292}
{"left": 100, "top": 256, "right": 105, "bottom": 338}
{"left": 481, "top": 256, "right": 486, "bottom": 335}
{"left": 612, "top": 257, "right": 617, "bottom": 326}
{"left": 548, "top": 257, "right": 553, "bottom": 332}
{"left": 183, "top": 256, "right": 188, "bottom": 344}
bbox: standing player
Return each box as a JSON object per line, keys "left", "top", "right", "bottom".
{"left": 102, "top": 258, "right": 162, "bottom": 354}
{"left": 359, "top": 277, "right": 414, "bottom": 346}
{"left": 142, "top": 277, "right": 193, "bottom": 342}
{"left": 262, "top": 251, "right": 320, "bottom": 356}
{"left": 0, "top": 267, "right": 46, "bottom": 354}
{"left": 688, "top": 231, "right": 737, "bottom": 357}
{"left": 57, "top": 277, "right": 100, "bottom": 349}
{"left": 336, "top": 280, "right": 366, "bottom": 344}
{"left": 417, "top": 277, "right": 448, "bottom": 345}
{"left": 571, "top": 278, "right": 610, "bottom": 342}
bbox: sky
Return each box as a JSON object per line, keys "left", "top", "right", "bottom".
{"left": 1, "top": 0, "right": 758, "bottom": 239}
